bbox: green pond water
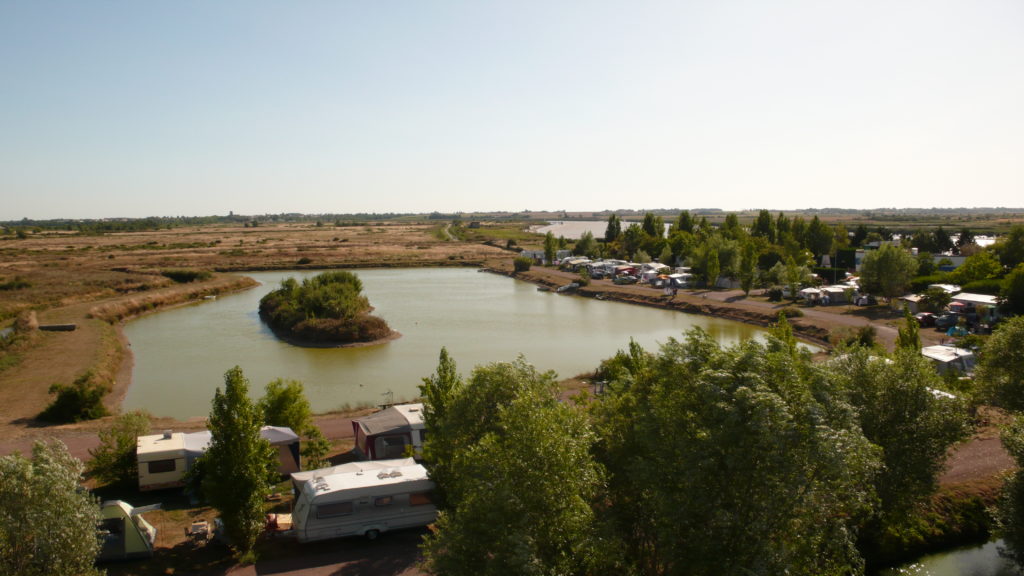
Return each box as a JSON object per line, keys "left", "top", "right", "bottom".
{"left": 123, "top": 267, "right": 766, "bottom": 418}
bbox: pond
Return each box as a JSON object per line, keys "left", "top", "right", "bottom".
{"left": 877, "top": 540, "right": 1020, "bottom": 576}
{"left": 123, "top": 268, "right": 766, "bottom": 418}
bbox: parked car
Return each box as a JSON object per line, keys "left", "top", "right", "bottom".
{"left": 935, "top": 314, "right": 959, "bottom": 329}
{"left": 855, "top": 295, "right": 877, "bottom": 306}
{"left": 914, "top": 312, "right": 936, "bottom": 327}
{"left": 613, "top": 275, "right": 638, "bottom": 285}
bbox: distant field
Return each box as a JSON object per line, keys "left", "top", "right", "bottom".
{"left": 0, "top": 220, "right": 525, "bottom": 321}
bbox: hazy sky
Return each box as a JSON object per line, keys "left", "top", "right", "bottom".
{"left": 2, "top": 1, "right": 1022, "bottom": 220}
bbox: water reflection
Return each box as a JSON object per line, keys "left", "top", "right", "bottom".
{"left": 877, "top": 541, "right": 1021, "bottom": 576}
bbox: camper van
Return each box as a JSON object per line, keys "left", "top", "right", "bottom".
{"left": 291, "top": 458, "right": 436, "bottom": 542}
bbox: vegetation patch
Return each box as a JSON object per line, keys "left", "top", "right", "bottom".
{"left": 258, "top": 271, "right": 395, "bottom": 346}
{"left": 161, "top": 269, "right": 213, "bottom": 283}
{"left": 0, "top": 276, "right": 31, "bottom": 291}
{"left": 38, "top": 370, "right": 111, "bottom": 423}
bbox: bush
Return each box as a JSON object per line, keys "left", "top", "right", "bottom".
{"left": 38, "top": 371, "right": 110, "bottom": 423}
{"left": 88, "top": 410, "right": 151, "bottom": 486}
{"left": 961, "top": 278, "right": 1003, "bottom": 296}
{"left": 910, "top": 274, "right": 949, "bottom": 293}
{"left": 296, "top": 257, "right": 313, "bottom": 265}
{"left": 161, "top": 269, "right": 213, "bottom": 283}
{"left": 513, "top": 256, "right": 533, "bottom": 272}
{"left": 831, "top": 325, "right": 878, "bottom": 349}
{"left": 779, "top": 306, "right": 804, "bottom": 318}
{"left": 259, "top": 271, "right": 392, "bottom": 344}
{"left": 0, "top": 276, "right": 31, "bottom": 291}
{"left": 766, "top": 286, "right": 783, "bottom": 302}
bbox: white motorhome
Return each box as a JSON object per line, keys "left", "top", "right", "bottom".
{"left": 291, "top": 458, "right": 436, "bottom": 542}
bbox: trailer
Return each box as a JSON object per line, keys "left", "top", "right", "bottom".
{"left": 291, "top": 458, "right": 436, "bottom": 542}
{"left": 351, "top": 403, "right": 425, "bottom": 460}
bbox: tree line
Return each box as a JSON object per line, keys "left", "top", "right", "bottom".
{"left": 419, "top": 315, "right": 1024, "bottom": 575}
{"left": 542, "top": 210, "right": 1024, "bottom": 314}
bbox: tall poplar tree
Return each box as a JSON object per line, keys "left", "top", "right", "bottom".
{"left": 604, "top": 213, "right": 622, "bottom": 243}
{"left": 201, "top": 367, "right": 277, "bottom": 556}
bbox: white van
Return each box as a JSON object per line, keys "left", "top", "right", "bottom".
{"left": 291, "top": 459, "right": 436, "bottom": 542}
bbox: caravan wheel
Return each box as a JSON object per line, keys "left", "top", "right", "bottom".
{"left": 365, "top": 529, "right": 380, "bottom": 540}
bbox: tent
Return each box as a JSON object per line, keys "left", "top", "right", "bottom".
{"left": 97, "top": 501, "right": 158, "bottom": 562}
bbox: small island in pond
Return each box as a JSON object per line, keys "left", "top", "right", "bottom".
{"left": 258, "top": 271, "right": 397, "bottom": 347}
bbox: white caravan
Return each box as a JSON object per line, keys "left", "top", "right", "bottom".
{"left": 291, "top": 458, "right": 436, "bottom": 542}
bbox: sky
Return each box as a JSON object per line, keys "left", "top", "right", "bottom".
{"left": 2, "top": 1, "right": 1023, "bottom": 220}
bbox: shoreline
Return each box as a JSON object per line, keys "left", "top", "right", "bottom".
{"left": 0, "top": 261, "right": 937, "bottom": 447}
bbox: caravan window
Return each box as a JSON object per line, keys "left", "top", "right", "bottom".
{"left": 374, "top": 496, "right": 393, "bottom": 507}
{"left": 147, "top": 459, "right": 176, "bottom": 474}
{"left": 379, "top": 435, "right": 408, "bottom": 458}
{"left": 316, "top": 501, "right": 353, "bottom": 519}
{"left": 410, "top": 492, "right": 433, "bottom": 507}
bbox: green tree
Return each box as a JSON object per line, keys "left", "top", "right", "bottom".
{"left": 666, "top": 230, "right": 695, "bottom": 268}
{"left": 1002, "top": 264, "right": 1024, "bottom": 316}
{"left": 418, "top": 347, "right": 463, "bottom": 505}
{"left": 919, "top": 286, "right": 953, "bottom": 313}
{"left": 671, "top": 210, "right": 694, "bottom": 235}
{"left": 590, "top": 329, "right": 879, "bottom": 576}
{"left": 658, "top": 244, "right": 674, "bottom": 266}
{"left": 259, "top": 379, "right": 330, "bottom": 470}
{"left": 933, "top": 227, "right": 954, "bottom": 254}
{"left": 947, "top": 250, "right": 1002, "bottom": 286}
{"left": 976, "top": 317, "right": 1024, "bottom": 411}
{"left": 543, "top": 231, "right": 557, "bottom": 265}
{"left": 956, "top": 227, "right": 975, "bottom": 255}
{"left": 705, "top": 249, "right": 720, "bottom": 289}
{"left": 751, "top": 209, "right": 775, "bottom": 243}
{"left": 201, "top": 367, "right": 278, "bottom": 555}
{"left": 859, "top": 244, "right": 919, "bottom": 305}
{"left": 782, "top": 255, "right": 808, "bottom": 300}
{"left": 896, "top": 309, "right": 921, "bottom": 352}
{"left": 641, "top": 212, "right": 664, "bottom": 238}
{"left": 604, "top": 213, "right": 622, "bottom": 244}
{"left": 88, "top": 410, "right": 151, "bottom": 486}
{"left": 574, "top": 230, "right": 597, "bottom": 257}
{"left": 721, "top": 212, "right": 742, "bottom": 240}
{"left": 805, "top": 215, "right": 834, "bottom": 258}
{"left": 738, "top": 239, "right": 758, "bottom": 296}
{"left": 622, "top": 223, "right": 644, "bottom": 259}
{"left": 995, "top": 416, "right": 1024, "bottom": 569}
{"left": 916, "top": 252, "right": 938, "bottom": 276}
{"left": 422, "top": 357, "right": 607, "bottom": 576}
{"left": 830, "top": 348, "right": 968, "bottom": 523}
{"left": 995, "top": 225, "right": 1024, "bottom": 269}
{"left": 0, "top": 441, "right": 103, "bottom": 576}
{"left": 852, "top": 224, "right": 869, "bottom": 247}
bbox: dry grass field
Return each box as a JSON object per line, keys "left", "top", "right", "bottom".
{"left": 0, "top": 220, "right": 517, "bottom": 439}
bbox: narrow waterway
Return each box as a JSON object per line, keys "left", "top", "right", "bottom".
{"left": 124, "top": 268, "right": 766, "bottom": 418}
{"left": 877, "top": 540, "right": 1021, "bottom": 576}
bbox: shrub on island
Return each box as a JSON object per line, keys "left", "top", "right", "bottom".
{"left": 258, "top": 271, "right": 393, "bottom": 345}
